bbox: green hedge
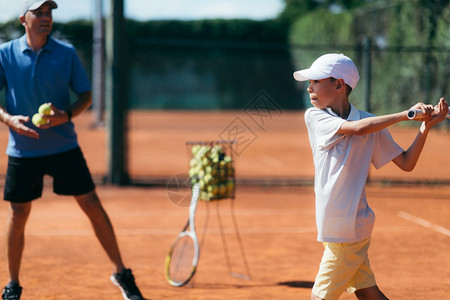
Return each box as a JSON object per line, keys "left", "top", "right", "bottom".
{"left": 288, "top": 1, "right": 450, "bottom": 115}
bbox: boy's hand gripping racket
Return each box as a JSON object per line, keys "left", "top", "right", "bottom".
{"left": 407, "top": 109, "right": 450, "bottom": 120}
{"left": 165, "top": 183, "right": 200, "bottom": 287}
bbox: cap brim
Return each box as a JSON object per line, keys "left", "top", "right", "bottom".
{"left": 293, "top": 68, "right": 329, "bottom": 82}
{"left": 29, "top": 1, "right": 58, "bottom": 11}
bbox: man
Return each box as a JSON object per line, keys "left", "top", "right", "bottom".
{"left": 0, "top": 1, "right": 145, "bottom": 299}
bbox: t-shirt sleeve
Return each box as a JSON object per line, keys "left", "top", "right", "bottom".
{"left": 305, "top": 108, "right": 347, "bottom": 150}
{"left": 371, "top": 128, "right": 404, "bottom": 169}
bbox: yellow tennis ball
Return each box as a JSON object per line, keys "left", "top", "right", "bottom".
{"left": 32, "top": 113, "right": 47, "bottom": 126}
{"left": 38, "top": 103, "right": 52, "bottom": 115}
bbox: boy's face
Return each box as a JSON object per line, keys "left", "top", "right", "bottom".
{"left": 307, "top": 78, "right": 338, "bottom": 109}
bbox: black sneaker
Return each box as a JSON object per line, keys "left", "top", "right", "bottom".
{"left": 2, "top": 281, "right": 22, "bottom": 300}
{"left": 111, "top": 268, "right": 144, "bottom": 300}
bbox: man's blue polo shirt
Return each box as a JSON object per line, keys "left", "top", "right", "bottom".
{"left": 0, "top": 35, "right": 91, "bottom": 157}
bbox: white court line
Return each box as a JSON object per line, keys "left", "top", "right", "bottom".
{"left": 0, "top": 225, "right": 414, "bottom": 237}
{"left": 0, "top": 227, "right": 318, "bottom": 237}
{"left": 261, "top": 155, "right": 285, "bottom": 169}
{"left": 0, "top": 209, "right": 313, "bottom": 218}
{"left": 398, "top": 211, "right": 450, "bottom": 237}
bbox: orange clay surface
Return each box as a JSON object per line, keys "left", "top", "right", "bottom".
{"left": 0, "top": 110, "right": 447, "bottom": 299}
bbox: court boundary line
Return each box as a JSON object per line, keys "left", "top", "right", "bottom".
{"left": 398, "top": 211, "right": 450, "bottom": 237}
{"left": 0, "top": 225, "right": 414, "bottom": 237}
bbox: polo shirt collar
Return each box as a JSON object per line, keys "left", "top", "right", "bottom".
{"left": 325, "top": 103, "right": 360, "bottom": 121}
{"left": 19, "top": 35, "right": 28, "bottom": 52}
{"left": 19, "top": 34, "right": 56, "bottom": 53}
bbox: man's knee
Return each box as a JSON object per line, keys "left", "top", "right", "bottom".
{"left": 9, "top": 203, "right": 32, "bottom": 225}
{"left": 76, "top": 191, "right": 101, "bottom": 210}
{"left": 75, "top": 191, "right": 108, "bottom": 220}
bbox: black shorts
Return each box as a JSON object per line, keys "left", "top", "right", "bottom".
{"left": 4, "top": 147, "right": 96, "bottom": 203}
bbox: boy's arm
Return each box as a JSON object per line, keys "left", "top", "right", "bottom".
{"left": 392, "top": 98, "right": 448, "bottom": 171}
{"left": 337, "top": 102, "right": 434, "bottom": 136}
{"left": 338, "top": 111, "right": 408, "bottom": 135}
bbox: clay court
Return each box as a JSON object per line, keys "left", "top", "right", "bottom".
{"left": 0, "top": 111, "right": 448, "bottom": 299}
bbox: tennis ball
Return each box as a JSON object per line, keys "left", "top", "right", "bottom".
{"left": 212, "top": 145, "right": 222, "bottom": 153}
{"left": 200, "top": 191, "right": 209, "bottom": 201}
{"left": 189, "top": 165, "right": 202, "bottom": 178}
{"left": 219, "top": 183, "right": 227, "bottom": 197}
{"left": 205, "top": 165, "right": 218, "bottom": 176}
{"left": 191, "top": 145, "right": 201, "bottom": 156}
{"left": 227, "top": 167, "right": 235, "bottom": 177}
{"left": 219, "top": 167, "right": 227, "bottom": 180}
{"left": 201, "top": 157, "right": 211, "bottom": 166}
{"left": 196, "top": 146, "right": 210, "bottom": 159}
{"left": 189, "top": 158, "right": 199, "bottom": 168}
{"left": 210, "top": 184, "right": 220, "bottom": 196}
{"left": 203, "top": 173, "right": 213, "bottom": 184}
{"left": 32, "top": 113, "right": 47, "bottom": 126}
{"left": 198, "top": 179, "right": 206, "bottom": 189}
{"left": 209, "top": 152, "right": 219, "bottom": 161}
{"left": 226, "top": 180, "right": 235, "bottom": 192}
{"left": 38, "top": 103, "right": 52, "bottom": 115}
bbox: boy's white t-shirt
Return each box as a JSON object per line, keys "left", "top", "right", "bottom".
{"left": 305, "top": 104, "right": 404, "bottom": 243}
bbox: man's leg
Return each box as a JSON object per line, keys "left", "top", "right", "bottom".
{"left": 74, "top": 190, "right": 125, "bottom": 273}
{"left": 75, "top": 190, "right": 144, "bottom": 299}
{"left": 5, "top": 202, "right": 32, "bottom": 284}
{"left": 355, "top": 285, "right": 389, "bottom": 300}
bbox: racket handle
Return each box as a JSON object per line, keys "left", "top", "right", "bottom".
{"left": 407, "top": 109, "right": 450, "bottom": 120}
{"left": 407, "top": 109, "right": 422, "bottom": 120}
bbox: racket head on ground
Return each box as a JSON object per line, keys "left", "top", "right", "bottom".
{"left": 165, "top": 231, "right": 200, "bottom": 287}
{"left": 165, "top": 184, "right": 200, "bottom": 287}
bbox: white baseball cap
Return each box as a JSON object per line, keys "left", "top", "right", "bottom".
{"left": 293, "top": 53, "right": 360, "bottom": 89}
{"left": 21, "top": 0, "right": 57, "bottom": 17}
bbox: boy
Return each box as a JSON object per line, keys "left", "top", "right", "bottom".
{"left": 293, "top": 53, "right": 448, "bottom": 300}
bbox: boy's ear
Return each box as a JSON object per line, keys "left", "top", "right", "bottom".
{"left": 335, "top": 79, "right": 345, "bottom": 91}
{"left": 19, "top": 16, "right": 25, "bottom": 26}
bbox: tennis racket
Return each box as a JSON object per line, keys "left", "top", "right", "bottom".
{"left": 407, "top": 109, "right": 450, "bottom": 120}
{"left": 165, "top": 183, "right": 200, "bottom": 287}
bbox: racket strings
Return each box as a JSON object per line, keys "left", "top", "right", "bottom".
{"left": 169, "top": 235, "right": 195, "bottom": 283}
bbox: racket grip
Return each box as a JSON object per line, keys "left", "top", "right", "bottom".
{"left": 407, "top": 109, "right": 450, "bottom": 120}
{"left": 407, "top": 109, "right": 422, "bottom": 120}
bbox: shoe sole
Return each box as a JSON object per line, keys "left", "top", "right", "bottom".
{"left": 110, "top": 276, "right": 132, "bottom": 300}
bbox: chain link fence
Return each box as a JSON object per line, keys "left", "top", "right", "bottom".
{"left": 1, "top": 37, "right": 450, "bottom": 184}
{"left": 125, "top": 38, "right": 303, "bottom": 110}
{"left": 127, "top": 38, "right": 449, "bottom": 184}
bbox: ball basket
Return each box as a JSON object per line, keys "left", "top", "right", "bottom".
{"left": 186, "top": 140, "right": 236, "bottom": 201}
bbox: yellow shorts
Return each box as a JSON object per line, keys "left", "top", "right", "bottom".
{"left": 312, "top": 237, "right": 377, "bottom": 300}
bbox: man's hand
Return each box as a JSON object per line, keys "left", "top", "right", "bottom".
{"left": 8, "top": 115, "right": 39, "bottom": 139}
{"left": 35, "top": 103, "right": 70, "bottom": 129}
